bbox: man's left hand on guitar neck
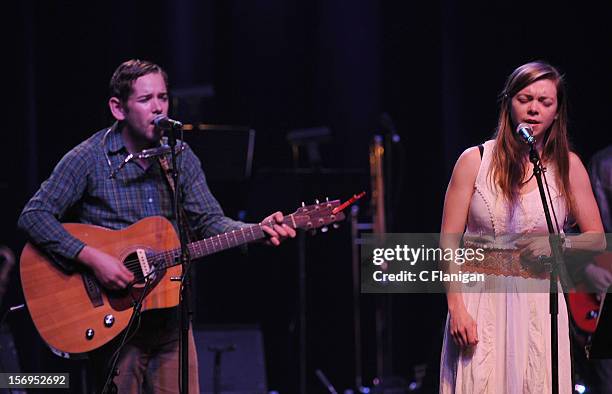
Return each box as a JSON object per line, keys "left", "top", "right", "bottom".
{"left": 260, "top": 211, "right": 296, "bottom": 246}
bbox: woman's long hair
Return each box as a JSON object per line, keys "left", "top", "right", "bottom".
{"left": 490, "top": 61, "right": 572, "bottom": 212}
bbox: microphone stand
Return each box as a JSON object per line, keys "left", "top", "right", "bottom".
{"left": 101, "top": 277, "right": 154, "bottom": 394}
{"left": 166, "top": 123, "right": 192, "bottom": 394}
{"left": 527, "top": 143, "right": 566, "bottom": 394}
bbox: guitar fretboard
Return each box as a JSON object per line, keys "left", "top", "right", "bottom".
{"left": 153, "top": 219, "right": 289, "bottom": 270}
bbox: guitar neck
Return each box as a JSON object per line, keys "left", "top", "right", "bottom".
{"left": 156, "top": 220, "right": 289, "bottom": 270}
{"left": 151, "top": 198, "right": 346, "bottom": 270}
{"left": 189, "top": 224, "right": 267, "bottom": 259}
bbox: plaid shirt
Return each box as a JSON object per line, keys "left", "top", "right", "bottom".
{"left": 18, "top": 123, "right": 245, "bottom": 271}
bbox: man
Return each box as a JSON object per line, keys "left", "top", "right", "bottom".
{"left": 589, "top": 145, "right": 612, "bottom": 233}
{"left": 567, "top": 144, "right": 612, "bottom": 394}
{"left": 580, "top": 144, "right": 612, "bottom": 394}
{"left": 18, "top": 59, "right": 295, "bottom": 393}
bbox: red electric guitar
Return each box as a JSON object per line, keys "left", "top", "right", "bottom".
{"left": 568, "top": 251, "right": 612, "bottom": 334}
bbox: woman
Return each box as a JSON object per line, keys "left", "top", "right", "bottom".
{"left": 439, "top": 61, "right": 604, "bottom": 393}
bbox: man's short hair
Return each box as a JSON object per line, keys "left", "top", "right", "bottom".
{"left": 109, "top": 59, "right": 169, "bottom": 102}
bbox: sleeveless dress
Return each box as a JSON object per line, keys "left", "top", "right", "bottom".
{"left": 439, "top": 140, "right": 572, "bottom": 393}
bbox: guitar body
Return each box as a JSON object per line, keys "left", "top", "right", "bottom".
{"left": 568, "top": 290, "right": 600, "bottom": 334}
{"left": 20, "top": 216, "right": 181, "bottom": 355}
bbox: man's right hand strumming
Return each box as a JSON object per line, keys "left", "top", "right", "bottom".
{"left": 77, "top": 246, "right": 134, "bottom": 290}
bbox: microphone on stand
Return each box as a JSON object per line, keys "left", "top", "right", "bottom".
{"left": 515, "top": 123, "right": 535, "bottom": 145}
{"left": 153, "top": 115, "right": 183, "bottom": 130}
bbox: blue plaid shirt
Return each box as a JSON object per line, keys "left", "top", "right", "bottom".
{"left": 18, "top": 123, "right": 245, "bottom": 271}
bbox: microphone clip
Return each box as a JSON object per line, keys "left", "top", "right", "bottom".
{"left": 109, "top": 143, "right": 186, "bottom": 179}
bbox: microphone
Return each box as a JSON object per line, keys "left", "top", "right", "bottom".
{"left": 153, "top": 115, "right": 183, "bottom": 130}
{"left": 515, "top": 123, "right": 535, "bottom": 145}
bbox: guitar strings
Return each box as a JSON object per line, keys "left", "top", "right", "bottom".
{"left": 119, "top": 230, "right": 262, "bottom": 271}
{"left": 118, "top": 221, "right": 286, "bottom": 274}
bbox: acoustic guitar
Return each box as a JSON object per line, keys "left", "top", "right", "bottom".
{"left": 20, "top": 200, "right": 345, "bottom": 355}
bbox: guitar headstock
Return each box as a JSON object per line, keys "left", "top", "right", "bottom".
{"left": 289, "top": 199, "right": 345, "bottom": 232}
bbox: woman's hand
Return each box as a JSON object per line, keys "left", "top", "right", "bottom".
{"left": 516, "top": 236, "right": 551, "bottom": 263}
{"left": 449, "top": 303, "right": 479, "bottom": 348}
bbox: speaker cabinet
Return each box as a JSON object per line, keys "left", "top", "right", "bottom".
{"left": 194, "top": 325, "right": 267, "bottom": 394}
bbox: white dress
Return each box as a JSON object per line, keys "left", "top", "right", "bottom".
{"left": 439, "top": 140, "right": 572, "bottom": 394}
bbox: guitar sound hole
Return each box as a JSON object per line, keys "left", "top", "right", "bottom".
{"left": 123, "top": 251, "right": 156, "bottom": 287}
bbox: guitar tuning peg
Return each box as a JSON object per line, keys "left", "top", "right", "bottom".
{"left": 321, "top": 226, "right": 329, "bottom": 233}
{"left": 325, "top": 197, "right": 329, "bottom": 202}
{"left": 332, "top": 223, "right": 340, "bottom": 229}
{"left": 315, "top": 199, "right": 320, "bottom": 204}
{"left": 301, "top": 202, "right": 305, "bottom": 207}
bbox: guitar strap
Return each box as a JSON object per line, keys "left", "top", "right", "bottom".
{"left": 158, "top": 156, "right": 197, "bottom": 243}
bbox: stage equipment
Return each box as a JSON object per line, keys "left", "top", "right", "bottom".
{"left": 194, "top": 325, "right": 267, "bottom": 394}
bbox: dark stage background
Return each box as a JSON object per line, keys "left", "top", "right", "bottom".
{"left": 1, "top": 1, "right": 611, "bottom": 393}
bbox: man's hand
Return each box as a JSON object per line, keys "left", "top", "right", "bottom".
{"left": 260, "top": 211, "right": 296, "bottom": 246}
{"left": 77, "top": 246, "right": 135, "bottom": 290}
{"left": 584, "top": 263, "right": 612, "bottom": 293}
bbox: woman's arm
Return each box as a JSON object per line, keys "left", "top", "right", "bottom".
{"left": 440, "top": 146, "right": 481, "bottom": 348}
{"left": 517, "top": 153, "right": 605, "bottom": 265}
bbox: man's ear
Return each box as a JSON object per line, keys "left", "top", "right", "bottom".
{"left": 109, "top": 97, "right": 126, "bottom": 121}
